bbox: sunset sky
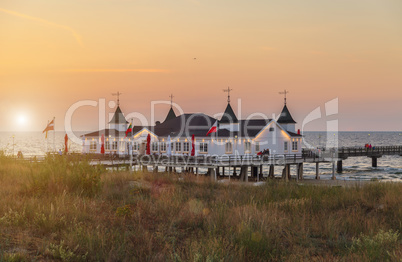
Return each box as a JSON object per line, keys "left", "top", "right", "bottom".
{"left": 1, "top": 0, "right": 401, "bottom": 132}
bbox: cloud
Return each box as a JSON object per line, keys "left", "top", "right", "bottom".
{"left": 0, "top": 7, "right": 83, "bottom": 47}
{"left": 61, "top": 68, "right": 169, "bottom": 73}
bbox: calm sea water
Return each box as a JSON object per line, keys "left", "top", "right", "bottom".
{"left": 1, "top": 131, "right": 401, "bottom": 181}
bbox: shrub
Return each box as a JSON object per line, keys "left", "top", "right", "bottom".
{"left": 350, "top": 229, "right": 400, "bottom": 261}
{"left": 25, "top": 155, "right": 103, "bottom": 197}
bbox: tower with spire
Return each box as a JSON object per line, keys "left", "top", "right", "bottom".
{"left": 163, "top": 94, "right": 177, "bottom": 123}
{"left": 109, "top": 92, "right": 128, "bottom": 131}
{"left": 219, "top": 87, "right": 239, "bottom": 131}
{"left": 277, "top": 90, "right": 296, "bottom": 132}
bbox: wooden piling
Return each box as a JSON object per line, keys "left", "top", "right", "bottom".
{"left": 297, "top": 163, "right": 303, "bottom": 180}
{"left": 332, "top": 162, "right": 336, "bottom": 180}
{"left": 269, "top": 165, "right": 275, "bottom": 178}
{"left": 372, "top": 157, "right": 378, "bottom": 168}
{"left": 337, "top": 160, "right": 343, "bottom": 173}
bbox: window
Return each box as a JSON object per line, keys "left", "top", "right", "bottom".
{"left": 133, "top": 142, "right": 139, "bottom": 151}
{"left": 152, "top": 142, "right": 158, "bottom": 152}
{"left": 244, "top": 141, "right": 251, "bottom": 153}
{"left": 199, "top": 142, "right": 208, "bottom": 153}
{"left": 269, "top": 127, "right": 275, "bottom": 131}
{"left": 284, "top": 141, "right": 288, "bottom": 151}
{"left": 175, "top": 142, "right": 181, "bottom": 152}
{"left": 160, "top": 142, "right": 166, "bottom": 152}
{"left": 90, "top": 141, "right": 97, "bottom": 150}
{"left": 292, "top": 141, "right": 298, "bottom": 151}
{"left": 255, "top": 142, "right": 260, "bottom": 152}
{"left": 112, "top": 141, "right": 118, "bottom": 150}
{"left": 105, "top": 141, "right": 111, "bottom": 150}
{"left": 183, "top": 142, "right": 190, "bottom": 152}
{"left": 225, "top": 142, "right": 233, "bottom": 153}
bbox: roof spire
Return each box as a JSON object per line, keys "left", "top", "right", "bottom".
{"left": 223, "top": 87, "right": 232, "bottom": 103}
{"left": 279, "top": 89, "right": 289, "bottom": 105}
{"left": 112, "top": 91, "right": 122, "bottom": 106}
{"left": 169, "top": 94, "right": 174, "bottom": 108}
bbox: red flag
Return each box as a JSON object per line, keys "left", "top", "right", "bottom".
{"left": 43, "top": 118, "right": 55, "bottom": 138}
{"left": 206, "top": 121, "right": 218, "bottom": 136}
{"left": 146, "top": 134, "right": 151, "bottom": 155}
{"left": 100, "top": 134, "right": 105, "bottom": 154}
{"left": 64, "top": 134, "right": 68, "bottom": 153}
{"left": 191, "top": 134, "right": 195, "bottom": 156}
{"left": 125, "top": 123, "right": 133, "bottom": 138}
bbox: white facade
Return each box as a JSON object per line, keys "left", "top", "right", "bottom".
{"left": 83, "top": 102, "right": 302, "bottom": 156}
{"left": 83, "top": 121, "right": 302, "bottom": 156}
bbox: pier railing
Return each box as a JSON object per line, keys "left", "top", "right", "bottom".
{"left": 131, "top": 154, "right": 306, "bottom": 167}
{"left": 337, "top": 146, "right": 402, "bottom": 158}
{"left": 12, "top": 145, "right": 402, "bottom": 168}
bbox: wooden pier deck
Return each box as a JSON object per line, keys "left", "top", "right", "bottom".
{"left": 13, "top": 145, "right": 402, "bottom": 181}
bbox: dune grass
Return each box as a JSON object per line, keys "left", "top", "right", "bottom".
{"left": 0, "top": 153, "right": 401, "bottom": 261}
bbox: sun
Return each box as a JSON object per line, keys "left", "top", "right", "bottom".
{"left": 17, "top": 114, "right": 27, "bottom": 126}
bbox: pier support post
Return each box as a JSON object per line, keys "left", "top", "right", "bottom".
{"left": 258, "top": 165, "right": 263, "bottom": 182}
{"left": 315, "top": 162, "right": 320, "bottom": 180}
{"left": 209, "top": 168, "right": 217, "bottom": 181}
{"left": 233, "top": 167, "right": 237, "bottom": 177}
{"left": 222, "top": 167, "right": 225, "bottom": 177}
{"left": 282, "top": 165, "right": 290, "bottom": 181}
{"left": 216, "top": 167, "right": 220, "bottom": 177}
{"left": 372, "top": 157, "right": 378, "bottom": 168}
{"left": 337, "top": 160, "right": 343, "bottom": 173}
{"left": 269, "top": 165, "right": 275, "bottom": 178}
{"left": 196, "top": 167, "right": 199, "bottom": 176}
{"left": 252, "top": 166, "right": 258, "bottom": 179}
{"left": 297, "top": 163, "right": 303, "bottom": 180}
{"left": 240, "top": 166, "right": 248, "bottom": 182}
{"left": 153, "top": 166, "right": 158, "bottom": 173}
{"left": 332, "top": 162, "right": 336, "bottom": 180}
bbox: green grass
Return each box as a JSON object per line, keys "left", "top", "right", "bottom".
{"left": 0, "top": 154, "right": 401, "bottom": 261}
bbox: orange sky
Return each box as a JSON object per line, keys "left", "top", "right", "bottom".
{"left": 1, "top": 0, "right": 402, "bottom": 132}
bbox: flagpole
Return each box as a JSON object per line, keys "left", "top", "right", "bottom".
{"left": 53, "top": 117, "right": 56, "bottom": 153}
{"left": 46, "top": 120, "right": 49, "bottom": 153}
{"left": 129, "top": 118, "right": 133, "bottom": 172}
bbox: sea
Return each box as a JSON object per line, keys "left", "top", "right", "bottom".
{"left": 1, "top": 131, "right": 401, "bottom": 182}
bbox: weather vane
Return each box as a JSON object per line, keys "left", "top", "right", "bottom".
{"left": 169, "top": 94, "right": 174, "bottom": 107}
{"left": 279, "top": 89, "right": 289, "bottom": 105}
{"left": 223, "top": 87, "right": 233, "bottom": 103}
{"left": 112, "top": 91, "right": 122, "bottom": 106}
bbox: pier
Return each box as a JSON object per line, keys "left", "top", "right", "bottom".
{"left": 15, "top": 145, "right": 402, "bottom": 181}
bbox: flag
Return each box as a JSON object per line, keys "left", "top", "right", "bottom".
{"left": 191, "top": 134, "right": 195, "bottom": 156}
{"left": 64, "top": 134, "right": 68, "bottom": 153}
{"left": 100, "top": 134, "right": 105, "bottom": 154}
{"left": 206, "top": 121, "right": 218, "bottom": 136}
{"left": 146, "top": 134, "right": 151, "bottom": 155}
{"left": 125, "top": 123, "right": 133, "bottom": 138}
{"left": 43, "top": 118, "right": 55, "bottom": 138}
{"left": 167, "top": 135, "right": 171, "bottom": 156}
